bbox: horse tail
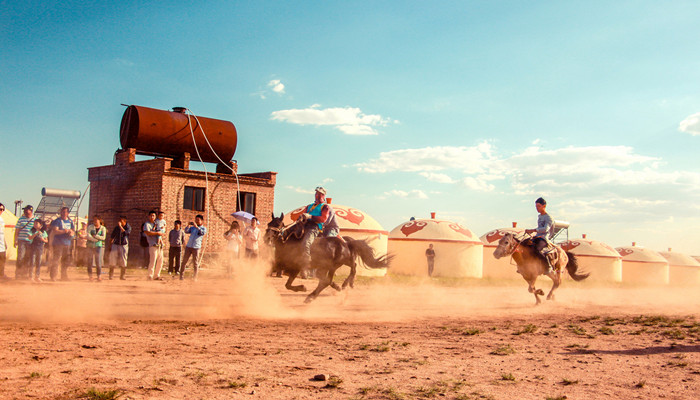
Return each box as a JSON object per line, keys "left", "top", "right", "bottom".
{"left": 345, "top": 237, "right": 393, "bottom": 269}
{"left": 565, "top": 252, "right": 589, "bottom": 281}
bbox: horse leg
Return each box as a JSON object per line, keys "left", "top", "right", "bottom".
{"left": 342, "top": 260, "right": 357, "bottom": 290}
{"left": 328, "top": 268, "right": 342, "bottom": 291}
{"left": 284, "top": 270, "right": 307, "bottom": 292}
{"left": 305, "top": 270, "right": 333, "bottom": 303}
{"left": 546, "top": 271, "right": 561, "bottom": 301}
{"left": 525, "top": 278, "right": 542, "bottom": 305}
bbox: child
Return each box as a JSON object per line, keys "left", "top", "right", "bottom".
{"left": 28, "top": 219, "right": 48, "bottom": 282}
{"left": 168, "top": 220, "right": 185, "bottom": 277}
{"left": 223, "top": 221, "right": 242, "bottom": 276}
{"left": 86, "top": 215, "right": 107, "bottom": 281}
{"left": 155, "top": 211, "right": 167, "bottom": 246}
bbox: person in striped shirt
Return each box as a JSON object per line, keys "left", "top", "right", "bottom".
{"left": 13, "top": 205, "right": 35, "bottom": 279}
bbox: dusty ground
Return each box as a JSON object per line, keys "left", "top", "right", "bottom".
{"left": 1, "top": 262, "right": 699, "bottom": 400}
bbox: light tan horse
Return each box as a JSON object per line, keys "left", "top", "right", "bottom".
{"left": 493, "top": 233, "right": 589, "bottom": 305}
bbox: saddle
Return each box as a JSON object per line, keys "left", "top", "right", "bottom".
{"left": 541, "top": 242, "right": 560, "bottom": 269}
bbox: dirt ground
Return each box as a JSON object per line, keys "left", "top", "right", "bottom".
{"left": 1, "top": 261, "right": 699, "bottom": 400}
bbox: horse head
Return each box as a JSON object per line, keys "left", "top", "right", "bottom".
{"left": 493, "top": 232, "right": 521, "bottom": 259}
{"left": 265, "top": 213, "right": 285, "bottom": 245}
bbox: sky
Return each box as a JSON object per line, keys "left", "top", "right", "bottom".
{"left": 2, "top": 1, "right": 700, "bottom": 254}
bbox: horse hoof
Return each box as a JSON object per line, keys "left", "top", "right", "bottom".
{"left": 303, "top": 297, "right": 314, "bottom": 304}
{"left": 536, "top": 289, "right": 545, "bottom": 296}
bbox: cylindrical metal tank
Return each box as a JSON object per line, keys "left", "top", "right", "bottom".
{"left": 120, "top": 105, "right": 237, "bottom": 164}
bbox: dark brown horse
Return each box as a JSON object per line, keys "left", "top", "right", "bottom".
{"left": 493, "top": 233, "right": 589, "bottom": 305}
{"left": 265, "top": 213, "right": 391, "bottom": 303}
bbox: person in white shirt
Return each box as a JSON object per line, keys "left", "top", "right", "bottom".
{"left": 243, "top": 217, "right": 260, "bottom": 259}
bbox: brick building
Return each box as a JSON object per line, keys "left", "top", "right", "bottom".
{"left": 87, "top": 148, "right": 276, "bottom": 262}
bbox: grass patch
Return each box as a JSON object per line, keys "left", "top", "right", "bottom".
{"left": 561, "top": 378, "right": 579, "bottom": 385}
{"left": 81, "top": 388, "right": 122, "bottom": 400}
{"left": 513, "top": 324, "right": 537, "bottom": 335}
{"left": 490, "top": 344, "right": 515, "bottom": 356}
{"left": 462, "top": 328, "right": 481, "bottom": 336}
{"left": 545, "top": 396, "right": 567, "bottom": 400}
{"left": 324, "top": 376, "right": 343, "bottom": 389}
{"left": 568, "top": 324, "right": 588, "bottom": 336}
{"left": 662, "top": 329, "right": 686, "bottom": 340}
{"left": 580, "top": 315, "right": 600, "bottom": 322}
{"left": 501, "top": 373, "right": 516, "bottom": 381}
{"left": 599, "top": 326, "right": 615, "bottom": 335}
{"left": 632, "top": 315, "right": 685, "bottom": 327}
{"left": 28, "top": 372, "right": 43, "bottom": 379}
{"left": 635, "top": 380, "right": 646, "bottom": 388}
{"left": 226, "top": 381, "right": 247, "bottom": 389}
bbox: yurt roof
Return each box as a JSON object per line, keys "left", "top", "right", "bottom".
{"left": 389, "top": 218, "right": 482, "bottom": 244}
{"left": 285, "top": 204, "right": 387, "bottom": 233}
{"left": 480, "top": 228, "right": 525, "bottom": 245}
{"left": 615, "top": 246, "right": 668, "bottom": 263}
{"left": 658, "top": 251, "right": 700, "bottom": 268}
{"left": 561, "top": 238, "right": 621, "bottom": 259}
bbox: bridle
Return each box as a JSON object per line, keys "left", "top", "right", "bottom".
{"left": 266, "top": 219, "right": 305, "bottom": 244}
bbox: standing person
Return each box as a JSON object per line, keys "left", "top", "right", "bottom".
{"left": 144, "top": 210, "right": 165, "bottom": 280}
{"left": 49, "top": 207, "right": 75, "bottom": 281}
{"left": 243, "top": 217, "right": 260, "bottom": 259}
{"left": 167, "top": 220, "right": 185, "bottom": 277}
{"left": 86, "top": 215, "right": 107, "bottom": 281}
{"left": 425, "top": 243, "right": 436, "bottom": 277}
{"left": 525, "top": 197, "right": 556, "bottom": 273}
{"left": 108, "top": 216, "right": 131, "bottom": 280}
{"left": 223, "top": 221, "right": 242, "bottom": 276}
{"left": 75, "top": 222, "right": 88, "bottom": 268}
{"left": 180, "top": 214, "right": 207, "bottom": 281}
{"left": 13, "top": 205, "right": 36, "bottom": 279}
{"left": 0, "top": 203, "right": 9, "bottom": 280}
{"left": 28, "top": 219, "right": 48, "bottom": 282}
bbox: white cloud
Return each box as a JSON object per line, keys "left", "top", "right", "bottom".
{"left": 285, "top": 185, "right": 313, "bottom": 194}
{"left": 268, "top": 79, "right": 285, "bottom": 94}
{"left": 355, "top": 142, "right": 700, "bottom": 221}
{"left": 679, "top": 112, "right": 700, "bottom": 135}
{"left": 114, "top": 58, "right": 135, "bottom": 67}
{"left": 419, "top": 172, "right": 455, "bottom": 183}
{"left": 381, "top": 189, "right": 428, "bottom": 199}
{"left": 355, "top": 142, "right": 496, "bottom": 173}
{"left": 270, "top": 104, "right": 394, "bottom": 135}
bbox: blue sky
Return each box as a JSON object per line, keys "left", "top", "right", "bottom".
{"left": 2, "top": 1, "right": 700, "bottom": 254}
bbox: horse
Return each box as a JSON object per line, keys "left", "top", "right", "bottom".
{"left": 265, "top": 213, "right": 392, "bottom": 303}
{"left": 493, "top": 233, "right": 589, "bottom": 305}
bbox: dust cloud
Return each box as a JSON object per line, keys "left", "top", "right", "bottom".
{"left": 1, "top": 259, "right": 699, "bottom": 325}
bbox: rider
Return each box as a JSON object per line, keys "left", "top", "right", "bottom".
{"left": 524, "top": 197, "right": 555, "bottom": 274}
{"left": 299, "top": 186, "right": 335, "bottom": 273}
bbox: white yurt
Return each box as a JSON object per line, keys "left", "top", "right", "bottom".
{"left": 658, "top": 249, "right": 700, "bottom": 286}
{"left": 616, "top": 243, "right": 669, "bottom": 285}
{"left": 561, "top": 235, "right": 622, "bottom": 282}
{"left": 1, "top": 209, "right": 18, "bottom": 261}
{"left": 479, "top": 223, "right": 524, "bottom": 279}
{"left": 286, "top": 200, "right": 389, "bottom": 277}
{"left": 388, "top": 214, "right": 483, "bottom": 278}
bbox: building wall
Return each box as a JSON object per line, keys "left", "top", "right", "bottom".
{"left": 88, "top": 148, "right": 276, "bottom": 264}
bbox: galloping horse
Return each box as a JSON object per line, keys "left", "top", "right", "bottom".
{"left": 493, "top": 233, "right": 589, "bottom": 305}
{"left": 266, "top": 213, "right": 391, "bottom": 303}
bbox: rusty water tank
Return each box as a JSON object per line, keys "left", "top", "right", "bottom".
{"left": 120, "top": 105, "right": 237, "bottom": 164}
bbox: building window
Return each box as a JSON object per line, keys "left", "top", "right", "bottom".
{"left": 236, "top": 191, "right": 256, "bottom": 215}
{"left": 184, "top": 186, "right": 205, "bottom": 211}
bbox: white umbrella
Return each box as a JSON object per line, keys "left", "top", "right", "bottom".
{"left": 231, "top": 211, "right": 255, "bottom": 223}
